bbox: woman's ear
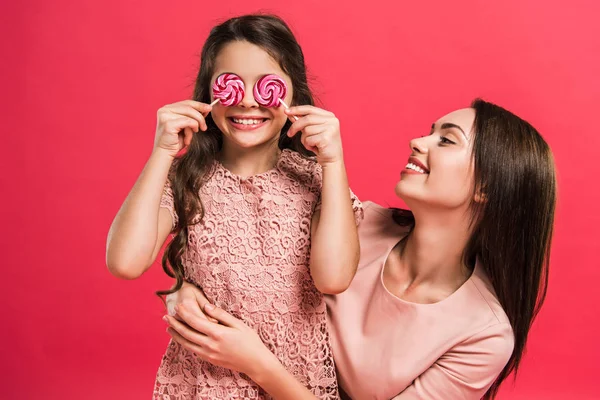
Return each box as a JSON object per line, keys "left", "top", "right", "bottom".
{"left": 474, "top": 185, "right": 487, "bottom": 204}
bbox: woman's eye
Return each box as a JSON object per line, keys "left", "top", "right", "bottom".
{"left": 440, "top": 136, "right": 455, "bottom": 145}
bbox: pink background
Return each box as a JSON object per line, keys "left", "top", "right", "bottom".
{"left": 3, "top": 0, "right": 599, "bottom": 398}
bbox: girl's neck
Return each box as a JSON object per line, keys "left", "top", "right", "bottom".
{"left": 400, "top": 207, "right": 473, "bottom": 289}
{"left": 219, "top": 139, "right": 281, "bottom": 178}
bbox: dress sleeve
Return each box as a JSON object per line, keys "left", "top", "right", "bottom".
{"left": 313, "top": 163, "right": 364, "bottom": 226}
{"left": 160, "top": 178, "right": 179, "bottom": 231}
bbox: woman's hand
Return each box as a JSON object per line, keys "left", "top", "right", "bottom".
{"left": 285, "top": 106, "right": 344, "bottom": 166}
{"left": 165, "top": 281, "right": 217, "bottom": 323}
{"left": 164, "top": 303, "right": 278, "bottom": 380}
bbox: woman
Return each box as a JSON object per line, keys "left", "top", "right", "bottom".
{"left": 162, "top": 99, "right": 556, "bottom": 399}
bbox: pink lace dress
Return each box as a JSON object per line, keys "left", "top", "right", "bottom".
{"left": 154, "top": 149, "right": 363, "bottom": 399}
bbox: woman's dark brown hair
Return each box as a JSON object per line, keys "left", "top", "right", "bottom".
{"left": 393, "top": 99, "right": 557, "bottom": 399}
{"left": 157, "top": 14, "right": 314, "bottom": 297}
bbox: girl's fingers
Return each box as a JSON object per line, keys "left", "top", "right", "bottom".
{"left": 302, "top": 134, "right": 323, "bottom": 150}
{"left": 285, "top": 105, "right": 333, "bottom": 118}
{"left": 287, "top": 115, "right": 329, "bottom": 137}
{"left": 167, "top": 117, "right": 200, "bottom": 135}
{"left": 183, "top": 127, "right": 194, "bottom": 147}
{"left": 178, "top": 100, "right": 213, "bottom": 115}
{"left": 300, "top": 124, "right": 326, "bottom": 137}
{"left": 166, "top": 105, "right": 209, "bottom": 131}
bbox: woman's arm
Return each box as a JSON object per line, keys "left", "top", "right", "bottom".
{"left": 164, "top": 302, "right": 318, "bottom": 400}
{"left": 285, "top": 106, "right": 361, "bottom": 295}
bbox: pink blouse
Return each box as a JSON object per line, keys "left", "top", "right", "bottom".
{"left": 326, "top": 202, "right": 514, "bottom": 399}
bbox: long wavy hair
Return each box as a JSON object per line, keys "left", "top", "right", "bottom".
{"left": 157, "top": 14, "right": 315, "bottom": 297}
{"left": 393, "top": 99, "right": 556, "bottom": 399}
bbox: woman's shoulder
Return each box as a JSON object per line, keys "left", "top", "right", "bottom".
{"left": 360, "top": 201, "right": 408, "bottom": 228}
{"left": 433, "top": 265, "right": 515, "bottom": 386}
{"left": 362, "top": 201, "right": 391, "bottom": 215}
{"left": 455, "top": 317, "right": 514, "bottom": 376}
{"left": 357, "top": 201, "right": 410, "bottom": 243}
{"left": 467, "top": 262, "right": 513, "bottom": 327}
{"left": 443, "top": 262, "right": 515, "bottom": 370}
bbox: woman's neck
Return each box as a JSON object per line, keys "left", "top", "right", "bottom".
{"left": 219, "top": 139, "right": 281, "bottom": 178}
{"left": 400, "top": 208, "right": 474, "bottom": 290}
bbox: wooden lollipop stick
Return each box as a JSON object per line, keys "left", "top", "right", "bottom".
{"left": 210, "top": 99, "right": 220, "bottom": 107}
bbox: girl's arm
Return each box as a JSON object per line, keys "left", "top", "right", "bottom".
{"left": 309, "top": 160, "right": 360, "bottom": 294}
{"left": 106, "top": 148, "right": 175, "bottom": 279}
{"left": 106, "top": 100, "right": 211, "bottom": 279}
{"left": 286, "top": 106, "right": 361, "bottom": 294}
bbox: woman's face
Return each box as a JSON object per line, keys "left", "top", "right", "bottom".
{"left": 209, "top": 40, "right": 293, "bottom": 150}
{"left": 395, "top": 108, "right": 478, "bottom": 210}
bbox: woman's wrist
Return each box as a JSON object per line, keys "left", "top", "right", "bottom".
{"left": 247, "top": 350, "right": 283, "bottom": 387}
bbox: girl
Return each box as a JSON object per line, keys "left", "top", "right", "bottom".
{"left": 164, "top": 99, "right": 556, "bottom": 399}
{"left": 106, "top": 14, "right": 362, "bottom": 399}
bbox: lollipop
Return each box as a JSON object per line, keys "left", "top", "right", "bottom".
{"left": 254, "top": 74, "right": 297, "bottom": 120}
{"left": 211, "top": 73, "right": 245, "bottom": 106}
{"left": 254, "top": 74, "right": 290, "bottom": 108}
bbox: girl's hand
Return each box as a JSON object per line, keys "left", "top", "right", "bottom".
{"left": 285, "top": 106, "right": 344, "bottom": 166}
{"left": 154, "top": 100, "right": 212, "bottom": 158}
{"left": 164, "top": 303, "right": 278, "bottom": 380}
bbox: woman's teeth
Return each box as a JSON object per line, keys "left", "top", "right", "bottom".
{"left": 406, "top": 162, "right": 427, "bottom": 173}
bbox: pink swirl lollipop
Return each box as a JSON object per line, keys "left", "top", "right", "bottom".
{"left": 211, "top": 73, "right": 245, "bottom": 107}
{"left": 254, "top": 74, "right": 288, "bottom": 108}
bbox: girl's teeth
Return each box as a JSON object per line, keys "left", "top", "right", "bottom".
{"left": 233, "top": 118, "right": 262, "bottom": 125}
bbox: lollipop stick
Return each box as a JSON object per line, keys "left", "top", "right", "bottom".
{"left": 210, "top": 99, "right": 220, "bottom": 107}
{"left": 279, "top": 98, "right": 299, "bottom": 121}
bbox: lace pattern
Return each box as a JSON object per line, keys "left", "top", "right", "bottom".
{"left": 155, "top": 150, "right": 363, "bottom": 399}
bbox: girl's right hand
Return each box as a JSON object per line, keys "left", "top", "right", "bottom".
{"left": 154, "top": 100, "right": 213, "bottom": 158}
{"left": 165, "top": 281, "right": 218, "bottom": 323}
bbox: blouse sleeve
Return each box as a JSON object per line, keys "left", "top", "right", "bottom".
{"left": 392, "top": 323, "right": 514, "bottom": 400}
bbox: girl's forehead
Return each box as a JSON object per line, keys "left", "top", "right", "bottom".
{"left": 214, "top": 41, "right": 283, "bottom": 79}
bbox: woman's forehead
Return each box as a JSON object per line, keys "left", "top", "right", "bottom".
{"left": 434, "top": 108, "right": 476, "bottom": 136}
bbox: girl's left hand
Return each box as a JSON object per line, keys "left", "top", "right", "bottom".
{"left": 164, "top": 303, "right": 278, "bottom": 379}
{"left": 285, "top": 106, "right": 344, "bottom": 166}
